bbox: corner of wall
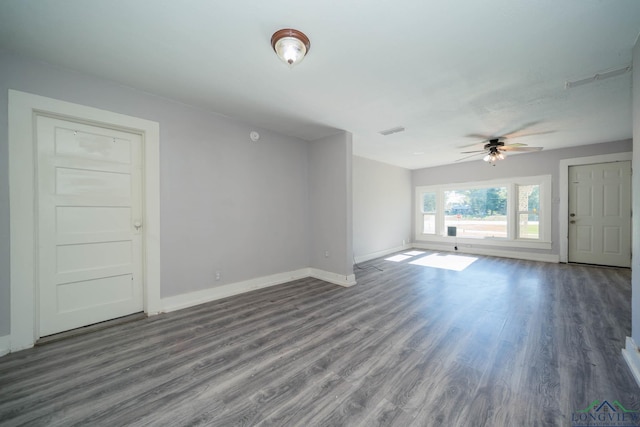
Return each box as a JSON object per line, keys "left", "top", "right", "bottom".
{"left": 623, "top": 337, "right": 640, "bottom": 388}
{"left": 308, "top": 268, "right": 356, "bottom": 287}
{"left": 308, "top": 131, "right": 354, "bottom": 278}
{"left": 0, "top": 335, "right": 10, "bottom": 357}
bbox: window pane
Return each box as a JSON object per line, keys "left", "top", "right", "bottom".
{"left": 423, "top": 214, "right": 436, "bottom": 234}
{"left": 422, "top": 192, "right": 436, "bottom": 213}
{"left": 444, "top": 187, "right": 507, "bottom": 238}
{"left": 518, "top": 184, "right": 539, "bottom": 212}
{"left": 519, "top": 213, "right": 539, "bottom": 239}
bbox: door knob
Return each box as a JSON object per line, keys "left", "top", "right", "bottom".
{"left": 570, "top": 220, "right": 576, "bottom": 224}
{"left": 569, "top": 213, "right": 576, "bottom": 217}
{"left": 134, "top": 221, "right": 142, "bottom": 230}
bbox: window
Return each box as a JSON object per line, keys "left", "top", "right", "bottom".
{"left": 421, "top": 192, "right": 436, "bottom": 234}
{"left": 517, "top": 184, "right": 539, "bottom": 239}
{"left": 415, "top": 175, "right": 551, "bottom": 249}
{"left": 444, "top": 187, "right": 508, "bottom": 238}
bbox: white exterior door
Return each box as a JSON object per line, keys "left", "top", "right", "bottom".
{"left": 568, "top": 161, "right": 631, "bottom": 267}
{"left": 37, "top": 116, "right": 144, "bottom": 336}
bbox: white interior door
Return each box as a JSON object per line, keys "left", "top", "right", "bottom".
{"left": 568, "top": 161, "right": 631, "bottom": 267}
{"left": 37, "top": 115, "right": 144, "bottom": 337}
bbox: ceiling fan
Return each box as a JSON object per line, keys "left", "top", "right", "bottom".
{"left": 457, "top": 138, "right": 543, "bottom": 165}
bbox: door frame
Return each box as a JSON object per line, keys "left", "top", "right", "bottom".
{"left": 8, "top": 90, "right": 161, "bottom": 351}
{"left": 559, "top": 152, "right": 632, "bottom": 263}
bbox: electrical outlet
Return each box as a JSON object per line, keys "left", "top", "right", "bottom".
{"left": 324, "top": 250, "right": 329, "bottom": 258}
{"left": 215, "top": 271, "right": 221, "bottom": 281}
{"left": 402, "top": 239, "right": 406, "bottom": 246}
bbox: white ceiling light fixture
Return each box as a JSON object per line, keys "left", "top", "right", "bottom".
{"left": 271, "top": 29, "right": 311, "bottom": 67}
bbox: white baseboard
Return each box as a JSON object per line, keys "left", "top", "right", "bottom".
{"left": 308, "top": 268, "right": 357, "bottom": 287}
{"left": 161, "top": 268, "right": 311, "bottom": 313}
{"left": 0, "top": 335, "right": 9, "bottom": 357}
{"left": 412, "top": 242, "right": 560, "bottom": 263}
{"left": 354, "top": 244, "right": 412, "bottom": 264}
{"left": 622, "top": 337, "right": 640, "bottom": 388}
{"left": 1, "top": 267, "right": 356, "bottom": 353}
{"left": 161, "top": 267, "right": 357, "bottom": 313}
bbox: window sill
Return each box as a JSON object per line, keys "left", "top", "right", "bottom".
{"left": 415, "top": 234, "right": 552, "bottom": 251}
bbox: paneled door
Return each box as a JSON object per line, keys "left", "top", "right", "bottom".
{"left": 37, "top": 115, "right": 144, "bottom": 337}
{"left": 568, "top": 161, "right": 631, "bottom": 267}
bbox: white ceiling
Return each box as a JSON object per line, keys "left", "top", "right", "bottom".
{"left": 1, "top": 0, "right": 639, "bottom": 169}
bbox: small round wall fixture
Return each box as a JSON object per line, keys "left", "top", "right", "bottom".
{"left": 250, "top": 131, "right": 260, "bottom": 142}
{"left": 271, "top": 28, "right": 310, "bottom": 67}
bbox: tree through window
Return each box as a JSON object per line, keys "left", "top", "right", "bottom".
{"left": 415, "top": 175, "right": 551, "bottom": 247}
{"left": 517, "top": 184, "right": 540, "bottom": 239}
{"left": 444, "top": 187, "right": 508, "bottom": 238}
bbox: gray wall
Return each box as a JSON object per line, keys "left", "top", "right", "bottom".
{"left": 0, "top": 51, "right": 328, "bottom": 336}
{"left": 0, "top": 56, "right": 8, "bottom": 337}
{"left": 412, "top": 139, "right": 633, "bottom": 255}
{"left": 632, "top": 37, "right": 640, "bottom": 344}
{"left": 352, "top": 156, "right": 411, "bottom": 259}
{"left": 159, "top": 107, "right": 311, "bottom": 296}
{"left": 309, "top": 132, "right": 354, "bottom": 277}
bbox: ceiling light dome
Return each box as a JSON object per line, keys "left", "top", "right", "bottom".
{"left": 271, "top": 29, "right": 310, "bottom": 67}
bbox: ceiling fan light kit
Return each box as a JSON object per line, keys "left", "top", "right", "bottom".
{"left": 271, "top": 28, "right": 310, "bottom": 67}
{"left": 457, "top": 137, "right": 542, "bottom": 165}
{"left": 483, "top": 148, "right": 505, "bottom": 164}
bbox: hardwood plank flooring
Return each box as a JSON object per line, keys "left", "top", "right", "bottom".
{"left": 0, "top": 251, "right": 638, "bottom": 426}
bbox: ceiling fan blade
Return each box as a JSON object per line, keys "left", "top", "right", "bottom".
{"left": 501, "top": 121, "right": 542, "bottom": 138}
{"left": 464, "top": 133, "right": 492, "bottom": 140}
{"left": 501, "top": 146, "right": 543, "bottom": 152}
{"left": 503, "top": 142, "right": 528, "bottom": 148}
{"left": 508, "top": 130, "right": 556, "bottom": 139}
{"left": 459, "top": 140, "right": 489, "bottom": 148}
{"left": 460, "top": 149, "right": 486, "bottom": 154}
{"left": 455, "top": 152, "right": 486, "bottom": 162}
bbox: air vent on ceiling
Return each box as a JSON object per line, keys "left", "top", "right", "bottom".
{"left": 379, "top": 126, "right": 405, "bottom": 136}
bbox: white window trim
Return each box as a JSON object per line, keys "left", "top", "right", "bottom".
{"left": 415, "top": 175, "right": 552, "bottom": 250}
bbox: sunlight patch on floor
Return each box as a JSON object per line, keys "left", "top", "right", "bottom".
{"left": 409, "top": 253, "right": 478, "bottom": 271}
{"left": 384, "top": 254, "right": 413, "bottom": 262}
{"left": 402, "top": 251, "right": 425, "bottom": 256}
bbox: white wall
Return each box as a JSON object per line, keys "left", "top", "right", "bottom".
{"left": 632, "top": 37, "right": 640, "bottom": 344}
{"left": 621, "top": 33, "right": 640, "bottom": 384}
{"left": 308, "top": 132, "right": 354, "bottom": 279}
{"left": 352, "top": 156, "right": 411, "bottom": 262}
{"left": 0, "top": 51, "right": 323, "bottom": 336}
{"left": 411, "top": 140, "right": 632, "bottom": 258}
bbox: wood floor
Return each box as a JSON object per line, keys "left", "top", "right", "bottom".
{"left": 0, "top": 251, "right": 638, "bottom": 426}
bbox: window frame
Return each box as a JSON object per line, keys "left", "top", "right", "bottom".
{"left": 516, "top": 183, "right": 541, "bottom": 240}
{"left": 415, "top": 175, "right": 552, "bottom": 250}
